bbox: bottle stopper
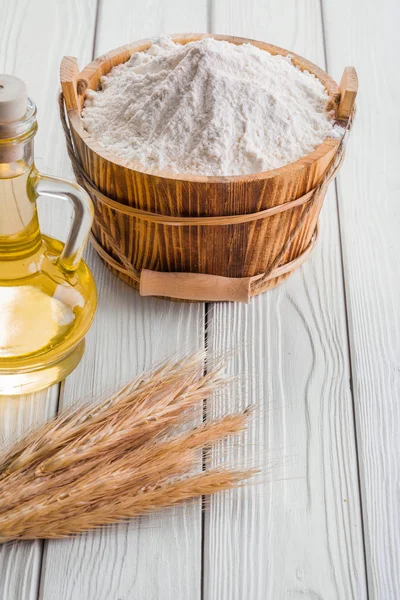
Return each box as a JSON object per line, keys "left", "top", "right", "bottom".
{"left": 0, "top": 75, "right": 28, "bottom": 163}
{"left": 0, "top": 75, "right": 27, "bottom": 123}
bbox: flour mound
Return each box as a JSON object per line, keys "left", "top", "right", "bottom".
{"left": 82, "top": 37, "right": 340, "bottom": 176}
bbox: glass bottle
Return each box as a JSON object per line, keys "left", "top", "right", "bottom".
{"left": 0, "top": 75, "right": 97, "bottom": 395}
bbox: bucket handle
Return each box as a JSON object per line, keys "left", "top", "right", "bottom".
{"left": 138, "top": 226, "right": 318, "bottom": 303}
{"left": 88, "top": 226, "right": 318, "bottom": 303}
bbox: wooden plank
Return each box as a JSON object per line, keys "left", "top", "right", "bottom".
{"left": 0, "top": 1, "right": 97, "bottom": 599}
{"left": 0, "top": 0, "right": 98, "bottom": 243}
{"left": 322, "top": 1, "right": 400, "bottom": 597}
{"left": 204, "top": 1, "right": 367, "bottom": 598}
{"left": 0, "top": 390, "right": 58, "bottom": 600}
{"left": 38, "top": 2, "right": 207, "bottom": 599}
{"left": 93, "top": 0, "right": 207, "bottom": 49}
{"left": 39, "top": 260, "right": 204, "bottom": 600}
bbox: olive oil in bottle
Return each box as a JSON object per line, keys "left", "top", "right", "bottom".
{"left": 0, "top": 75, "right": 97, "bottom": 395}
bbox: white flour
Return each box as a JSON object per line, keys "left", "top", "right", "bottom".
{"left": 82, "top": 37, "right": 341, "bottom": 176}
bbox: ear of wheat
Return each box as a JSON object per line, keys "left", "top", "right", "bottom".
{"left": 0, "top": 351, "right": 255, "bottom": 542}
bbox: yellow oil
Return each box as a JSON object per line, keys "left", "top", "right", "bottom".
{"left": 0, "top": 163, "right": 97, "bottom": 395}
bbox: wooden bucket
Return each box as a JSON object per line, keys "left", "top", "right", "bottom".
{"left": 60, "top": 34, "right": 357, "bottom": 303}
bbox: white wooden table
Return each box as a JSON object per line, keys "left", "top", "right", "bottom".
{"left": 0, "top": 0, "right": 398, "bottom": 598}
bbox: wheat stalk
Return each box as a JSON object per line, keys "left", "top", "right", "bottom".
{"left": 1, "top": 350, "right": 208, "bottom": 476}
{"left": 0, "top": 352, "right": 255, "bottom": 542}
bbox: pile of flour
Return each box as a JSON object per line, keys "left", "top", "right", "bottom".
{"left": 82, "top": 37, "right": 340, "bottom": 176}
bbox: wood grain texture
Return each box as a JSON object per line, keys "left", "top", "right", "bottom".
{"left": 1, "top": 1, "right": 393, "bottom": 599}
{"left": 0, "top": 1, "right": 97, "bottom": 599}
{"left": 39, "top": 248, "right": 204, "bottom": 600}
{"left": 62, "top": 35, "right": 340, "bottom": 294}
{"left": 59, "top": 56, "right": 80, "bottom": 112}
{"left": 95, "top": 0, "right": 208, "bottom": 48}
{"left": 38, "top": 2, "right": 207, "bottom": 599}
{"left": 338, "top": 67, "right": 358, "bottom": 120}
{"left": 322, "top": 0, "right": 400, "bottom": 597}
{"left": 204, "top": 1, "right": 367, "bottom": 598}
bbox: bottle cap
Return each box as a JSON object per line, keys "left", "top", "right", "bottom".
{"left": 0, "top": 75, "right": 28, "bottom": 123}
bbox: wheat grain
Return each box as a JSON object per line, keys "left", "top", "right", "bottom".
{"left": 0, "top": 353, "right": 254, "bottom": 542}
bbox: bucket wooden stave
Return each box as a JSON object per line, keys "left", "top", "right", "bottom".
{"left": 60, "top": 34, "right": 357, "bottom": 302}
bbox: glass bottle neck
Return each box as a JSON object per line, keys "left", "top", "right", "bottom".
{"left": 0, "top": 137, "right": 42, "bottom": 259}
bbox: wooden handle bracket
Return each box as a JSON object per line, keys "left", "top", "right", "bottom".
{"left": 337, "top": 66, "right": 358, "bottom": 120}
{"left": 60, "top": 56, "right": 87, "bottom": 112}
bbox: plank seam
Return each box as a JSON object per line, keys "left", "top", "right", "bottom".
{"left": 320, "top": 1, "right": 370, "bottom": 597}
{"left": 201, "top": 11, "right": 212, "bottom": 595}
{"left": 207, "top": 0, "right": 213, "bottom": 34}
{"left": 201, "top": 302, "right": 210, "bottom": 600}
{"left": 35, "top": 1, "right": 101, "bottom": 596}
{"left": 92, "top": 0, "right": 102, "bottom": 62}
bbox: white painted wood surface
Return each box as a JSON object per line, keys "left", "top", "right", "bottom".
{"left": 0, "top": 1, "right": 97, "bottom": 598}
{"left": 39, "top": 278, "right": 204, "bottom": 600}
{"left": 322, "top": 1, "right": 400, "bottom": 598}
{"left": 0, "top": 389, "right": 57, "bottom": 600}
{"left": 0, "top": 0, "right": 397, "bottom": 598}
{"left": 38, "top": 2, "right": 206, "bottom": 599}
{"left": 204, "top": 2, "right": 367, "bottom": 599}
